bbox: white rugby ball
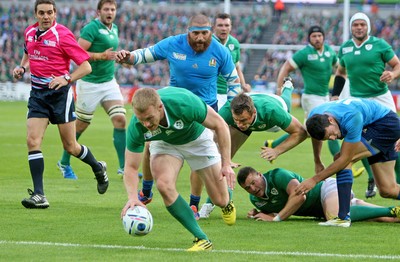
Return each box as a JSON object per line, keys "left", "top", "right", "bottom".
{"left": 122, "top": 206, "right": 153, "bottom": 236}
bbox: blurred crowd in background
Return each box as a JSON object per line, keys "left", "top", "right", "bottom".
{"left": 1, "top": 2, "right": 399, "bottom": 91}
{"left": 256, "top": 11, "right": 400, "bottom": 91}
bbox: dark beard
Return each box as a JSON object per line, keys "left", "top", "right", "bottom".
{"left": 188, "top": 36, "right": 211, "bottom": 53}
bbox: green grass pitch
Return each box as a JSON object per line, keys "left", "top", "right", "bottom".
{"left": 0, "top": 101, "right": 399, "bottom": 261}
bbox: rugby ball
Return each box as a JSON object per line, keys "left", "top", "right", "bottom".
{"left": 122, "top": 206, "right": 153, "bottom": 236}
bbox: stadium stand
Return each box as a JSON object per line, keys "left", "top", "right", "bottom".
{"left": 255, "top": 10, "right": 400, "bottom": 91}
{"left": 1, "top": 1, "right": 399, "bottom": 92}
{"left": 0, "top": 1, "right": 268, "bottom": 86}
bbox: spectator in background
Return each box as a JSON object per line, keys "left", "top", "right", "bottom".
{"left": 250, "top": 74, "right": 268, "bottom": 93}
{"left": 274, "top": 0, "right": 285, "bottom": 21}
{"left": 1, "top": 4, "right": 267, "bottom": 84}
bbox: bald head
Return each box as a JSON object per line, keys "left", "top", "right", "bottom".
{"left": 189, "top": 14, "right": 211, "bottom": 27}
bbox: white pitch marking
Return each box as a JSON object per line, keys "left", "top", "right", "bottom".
{"left": 1, "top": 240, "right": 399, "bottom": 260}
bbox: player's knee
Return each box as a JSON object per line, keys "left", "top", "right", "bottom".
{"left": 155, "top": 181, "right": 176, "bottom": 198}
{"left": 111, "top": 115, "right": 126, "bottom": 128}
{"left": 378, "top": 187, "right": 397, "bottom": 199}
{"left": 76, "top": 110, "right": 94, "bottom": 124}
{"left": 209, "top": 195, "right": 229, "bottom": 208}
{"left": 107, "top": 105, "right": 126, "bottom": 120}
{"left": 26, "top": 137, "right": 41, "bottom": 150}
{"left": 63, "top": 142, "right": 77, "bottom": 155}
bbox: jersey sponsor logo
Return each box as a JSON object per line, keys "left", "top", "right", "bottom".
{"left": 324, "top": 51, "right": 331, "bottom": 57}
{"left": 209, "top": 58, "right": 217, "bottom": 67}
{"left": 270, "top": 188, "right": 278, "bottom": 195}
{"left": 228, "top": 44, "right": 234, "bottom": 51}
{"left": 144, "top": 128, "right": 161, "bottom": 139}
{"left": 248, "top": 125, "right": 265, "bottom": 131}
{"left": 29, "top": 50, "right": 49, "bottom": 61}
{"left": 173, "top": 120, "right": 184, "bottom": 129}
{"left": 173, "top": 52, "right": 186, "bottom": 60}
{"left": 365, "top": 44, "right": 373, "bottom": 51}
{"left": 307, "top": 54, "right": 318, "bottom": 61}
{"left": 98, "top": 29, "right": 109, "bottom": 35}
{"left": 43, "top": 40, "right": 56, "bottom": 47}
{"left": 165, "top": 130, "right": 174, "bottom": 136}
{"left": 342, "top": 46, "right": 353, "bottom": 54}
{"left": 254, "top": 201, "right": 268, "bottom": 208}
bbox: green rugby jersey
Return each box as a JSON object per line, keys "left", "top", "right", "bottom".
{"left": 249, "top": 168, "right": 324, "bottom": 218}
{"left": 80, "top": 18, "right": 119, "bottom": 83}
{"left": 219, "top": 93, "right": 292, "bottom": 131}
{"left": 213, "top": 34, "right": 241, "bottom": 95}
{"left": 126, "top": 87, "right": 208, "bottom": 153}
{"left": 339, "top": 36, "right": 395, "bottom": 98}
{"left": 290, "top": 44, "right": 337, "bottom": 96}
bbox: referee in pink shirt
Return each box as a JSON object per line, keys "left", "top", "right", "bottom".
{"left": 13, "top": 0, "right": 109, "bottom": 209}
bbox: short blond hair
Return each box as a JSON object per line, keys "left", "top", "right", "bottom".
{"left": 132, "top": 88, "right": 161, "bottom": 113}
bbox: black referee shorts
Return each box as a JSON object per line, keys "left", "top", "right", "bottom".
{"left": 27, "top": 87, "right": 76, "bottom": 124}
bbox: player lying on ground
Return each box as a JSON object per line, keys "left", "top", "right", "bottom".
{"left": 238, "top": 166, "right": 400, "bottom": 225}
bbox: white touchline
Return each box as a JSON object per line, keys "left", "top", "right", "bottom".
{"left": 1, "top": 240, "right": 400, "bottom": 260}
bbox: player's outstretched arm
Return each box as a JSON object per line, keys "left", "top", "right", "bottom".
{"left": 121, "top": 150, "right": 146, "bottom": 218}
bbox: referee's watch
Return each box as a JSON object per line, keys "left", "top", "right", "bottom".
{"left": 64, "top": 74, "right": 72, "bottom": 84}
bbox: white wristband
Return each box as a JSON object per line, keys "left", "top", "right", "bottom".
{"left": 273, "top": 214, "right": 282, "bottom": 222}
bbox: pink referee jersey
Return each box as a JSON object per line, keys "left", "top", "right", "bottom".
{"left": 24, "top": 21, "right": 89, "bottom": 89}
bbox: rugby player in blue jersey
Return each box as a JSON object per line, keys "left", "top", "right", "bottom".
{"left": 296, "top": 98, "right": 400, "bottom": 227}
{"left": 116, "top": 14, "right": 241, "bottom": 220}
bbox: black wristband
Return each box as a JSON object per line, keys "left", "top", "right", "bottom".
{"left": 332, "top": 75, "right": 346, "bottom": 97}
{"left": 19, "top": 66, "right": 26, "bottom": 74}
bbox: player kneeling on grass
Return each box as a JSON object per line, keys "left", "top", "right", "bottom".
{"left": 120, "top": 87, "right": 236, "bottom": 251}
{"left": 295, "top": 98, "right": 400, "bottom": 227}
{"left": 238, "top": 166, "right": 400, "bottom": 226}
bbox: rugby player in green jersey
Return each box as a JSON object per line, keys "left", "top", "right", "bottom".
{"left": 220, "top": 92, "right": 307, "bottom": 163}
{"left": 238, "top": 166, "right": 400, "bottom": 225}
{"left": 58, "top": 0, "right": 127, "bottom": 179}
{"left": 213, "top": 13, "right": 251, "bottom": 110}
{"left": 198, "top": 87, "right": 307, "bottom": 219}
{"left": 274, "top": 25, "right": 365, "bottom": 180}
{"left": 332, "top": 12, "right": 400, "bottom": 198}
{"left": 195, "top": 13, "right": 251, "bottom": 218}
{"left": 121, "top": 87, "right": 236, "bottom": 251}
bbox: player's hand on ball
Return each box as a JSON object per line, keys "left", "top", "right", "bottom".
{"left": 121, "top": 199, "right": 146, "bottom": 218}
